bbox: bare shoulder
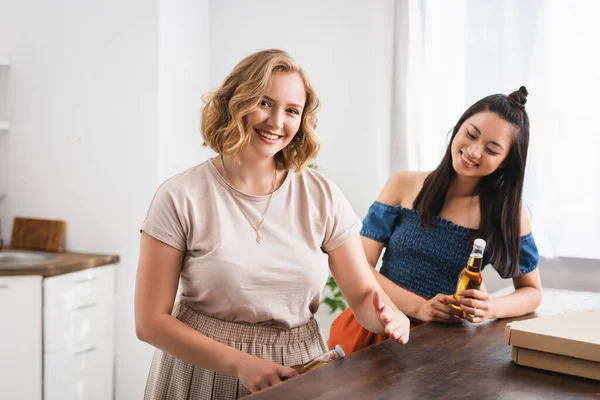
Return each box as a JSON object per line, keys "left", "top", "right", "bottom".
{"left": 377, "top": 170, "right": 431, "bottom": 206}
{"left": 520, "top": 201, "right": 532, "bottom": 236}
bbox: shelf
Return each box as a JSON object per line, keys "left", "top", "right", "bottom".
{"left": 0, "top": 121, "right": 10, "bottom": 130}
{"left": 0, "top": 56, "right": 11, "bottom": 66}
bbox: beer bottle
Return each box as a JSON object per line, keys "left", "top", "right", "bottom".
{"left": 291, "top": 345, "right": 345, "bottom": 374}
{"left": 452, "top": 238, "right": 486, "bottom": 311}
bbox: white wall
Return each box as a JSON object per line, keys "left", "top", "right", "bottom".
{"left": 158, "top": 0, "right": 213, "bottom": 183}
{"left": 0, "top": 1, "right": 159, "bottom": 399}
{"left": 210, "top": 0, "right": 395, "bottom": 218}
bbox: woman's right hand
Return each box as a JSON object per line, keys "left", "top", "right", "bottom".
{"left": 235, "top": 354, "right": 298, "bottom": 393}
{"left": 417, "top": 293, "right": 464, "bottom": 323}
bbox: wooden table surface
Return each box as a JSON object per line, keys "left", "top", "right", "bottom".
{"left": 245, "top": 288, "right": 600, "bottom": 400}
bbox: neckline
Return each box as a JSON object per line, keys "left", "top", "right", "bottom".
{"left": 374, "top": 201, "right": 474, "bottom": 234}
{"left": 207, "top": 158, "right": 292, "bottom": 202}
{"left": 372, "top": 201, "right": 535, "bottom": 241}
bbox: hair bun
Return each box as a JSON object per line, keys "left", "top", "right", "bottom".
{"left": 508, "top": 86, "right": 528, "bottom": 108}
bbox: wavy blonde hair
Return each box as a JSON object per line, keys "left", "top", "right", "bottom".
{"left": 201, "top": 49, "right": 320, "bottom": 172}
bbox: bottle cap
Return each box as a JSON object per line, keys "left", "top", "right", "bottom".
{"left": 474, "top": 238, "right": 486, "bottom": 248}
{"left": 332, "top": 344, "right": 345, "bottom": 358}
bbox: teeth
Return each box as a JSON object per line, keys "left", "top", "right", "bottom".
{"left": 461, "top": 153, "right": 477, "bottom": 166}
{"left": 257, "top": 130, "right": 280, "bottom": 140}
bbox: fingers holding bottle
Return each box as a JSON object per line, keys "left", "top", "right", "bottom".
{"left": 235, "top": 354, "right": 298, "bottom": 393}
{"left": 457, "top": 289, "right": 495, "bottom": 323}
{"left": 419, "top": 293, "right": 463, "bottom": 323}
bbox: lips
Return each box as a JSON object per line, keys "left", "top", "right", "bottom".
{"left": 256, "top": 129, "right": 282, "bottom": 141}
{"left": 460, "top": 152, "right": 479, "bottom": 167}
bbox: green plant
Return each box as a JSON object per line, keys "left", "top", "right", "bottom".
{"left": 323, "top": 276, "right": 347, "bottom": 314}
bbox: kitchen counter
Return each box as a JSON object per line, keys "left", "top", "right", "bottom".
{"left": 0, "top": 249, "right": 119, "bottom": 277}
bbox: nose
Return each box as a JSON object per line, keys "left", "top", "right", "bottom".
{"left": 266, "top": 108, "right": 284, "bottom": 130}
{"left": 467, "top": 142, "right": 483, "bottom": 160}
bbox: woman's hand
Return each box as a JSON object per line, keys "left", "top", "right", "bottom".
{"left": 235, "top": 354, "right": 298, "bottom": 393}
{"left": 373, "top": 290, "right": 411, "bottom": 344}
{"left": 457, "top": 283, "right": 496, "bottom": 323}
{"left": 417, "top": 293, "right": 464, "bottom": 323}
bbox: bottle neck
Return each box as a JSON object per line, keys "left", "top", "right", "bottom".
{"left": 466, "top": 255, "right": 483, "bottom": 273}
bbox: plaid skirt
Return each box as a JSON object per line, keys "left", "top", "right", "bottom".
{"left": 144, "top": 303, "right": 328, "bottom": 400}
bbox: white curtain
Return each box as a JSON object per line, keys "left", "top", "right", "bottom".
{"left": 392, "top": 0, "right": 600, "bottom": 259}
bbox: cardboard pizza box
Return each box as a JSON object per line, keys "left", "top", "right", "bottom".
{"left": 504, "top": 310, "right": 600, "bottom": 381}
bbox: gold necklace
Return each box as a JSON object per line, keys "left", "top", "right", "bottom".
{"left": 220, "top": 155, "right": 277, "bottom": 244}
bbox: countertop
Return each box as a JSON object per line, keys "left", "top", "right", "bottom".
{"left": 0, "top": 249, "right": 119, "bottom": 277}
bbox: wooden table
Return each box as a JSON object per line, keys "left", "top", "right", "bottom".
{"left": 245, "top": 288, "right": 600, "bottom": 399}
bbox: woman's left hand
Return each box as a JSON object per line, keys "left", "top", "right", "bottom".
{"left": 457, "top": 283, "right": 496, "bottom": 323}
{"left": 373, "top": 290, "right": 410, "bottom": 344}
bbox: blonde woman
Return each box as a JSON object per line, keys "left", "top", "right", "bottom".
{"left": 135, "top": 49, "right": 410, "bottom": 400}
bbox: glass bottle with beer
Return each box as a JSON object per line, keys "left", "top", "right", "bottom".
{"left": 452, "top": 238, "right": 486, "bottom": 311}
{"left": 291, "top": 345, "right": 345, "bottom": 374}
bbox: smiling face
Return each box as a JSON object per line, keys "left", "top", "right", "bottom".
{"left": 450, "top": 111, "right": 514, "bottom": 179}
{"left": 244, "top": 71, "right": 306, "bottom": 160}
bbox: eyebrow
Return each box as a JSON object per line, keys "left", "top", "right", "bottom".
{"left": 469, "top": 123, "right": 505, "bottom": 151}
{"left": 263, "top": 95, "right": 304, "bottom": 110}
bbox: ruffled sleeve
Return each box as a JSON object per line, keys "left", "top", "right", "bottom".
{"left": 360, "top": 201, "right": 403, "bottom": 245}
{"left": 516, "top": 233, "right": 539, "bottom": 275}
{"left": 493, "top": 233, "right": 539, "bottom": 278}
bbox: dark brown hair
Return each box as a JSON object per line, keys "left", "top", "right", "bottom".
{"left": 413, "top": 86, "right": 530, "bottom": 277}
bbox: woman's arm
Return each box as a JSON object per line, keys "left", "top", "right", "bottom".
{"left": 493, "top": 269, "right": 542, "bottom": 319}
{"left": 363, "top": 171, "right": 426, "bottom": 317}
{"left": 363, "top": 237, "right": 425, "bottom": 318}
{"left": 135, "top": 233, "right": 296, "bottom": 392}
{"left": 360, "top": 170, "right": 461, "bottom": 323}
{"left": 364, "top": 237, "right": 462, "bottom": 322}
{"left": 328, "top": 234, "right": 410, "bottom": 343}
{"left": 459, "top": 269, "right": 542, "bottom": 322}
{"left": 458, "top": 205, "right": 542, "bottom": 322}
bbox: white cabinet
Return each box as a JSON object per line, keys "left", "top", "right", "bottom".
{"left": 0, "top": 275, "right": 42, "bottom": 400}
{"left": 44, "top": 335, "right": 115, "bottom": 400}
{"left": 44, "top": 266, "right": 116, "bottom": 353}
{"left": 44, "top": 265, "right": 116, "bottom": 400}
{"left": 0, "top": 264, "right": 116, "bottom": 400}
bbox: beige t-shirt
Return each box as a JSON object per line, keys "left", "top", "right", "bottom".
{"left": 141, "top": 160, "right": 361, "bottom": 329}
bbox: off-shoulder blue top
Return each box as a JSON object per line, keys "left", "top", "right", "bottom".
{"left": 361, "top": 201, "right": 539, "bottom": 299}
